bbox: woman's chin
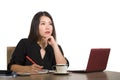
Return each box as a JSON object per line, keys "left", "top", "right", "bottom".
{"left": 44, "top": 35, "right": 51, "bottom": 38}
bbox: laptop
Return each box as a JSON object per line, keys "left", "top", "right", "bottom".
{"left": 68, "top": 48, "right": 110, "bottom": 73}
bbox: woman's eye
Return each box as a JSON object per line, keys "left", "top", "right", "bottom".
{"left": 49, "top": 23, "right": 52, "bottom": 25}
{"left": 41, "top": 23, "right": 45, "bottom": 25}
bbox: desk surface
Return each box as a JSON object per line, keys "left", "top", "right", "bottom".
{"left": 0, "top": 71, "right": 120, "bottom": 80}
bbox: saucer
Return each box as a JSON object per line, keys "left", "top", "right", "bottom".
{"left": 53, "top": 72, "right": 69, "bottom": 75}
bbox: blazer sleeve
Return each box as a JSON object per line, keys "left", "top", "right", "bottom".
{"left": 58, "top": 45, "right": 69, "bottom": 66}
{"left": 7, "top": 39, "right": 27, "bottom": 70}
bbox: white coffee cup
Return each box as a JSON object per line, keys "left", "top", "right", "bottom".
{"left": 53, "top": 64, "right": 68, "bottom": 73}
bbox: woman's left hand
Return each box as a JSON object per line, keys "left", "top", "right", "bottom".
{"left": 47, "top": 36, "right": 57, "bottom": 47}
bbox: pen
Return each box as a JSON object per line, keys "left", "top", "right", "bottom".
{"left": 26, "top": 56, "right": 43, "bottom": 70}
{"left": 26, "top": 56, "right": 36, "bottom": 64}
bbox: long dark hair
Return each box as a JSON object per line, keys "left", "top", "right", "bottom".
{"left": 28, "top": 11, "right": 56, "bottom": 42}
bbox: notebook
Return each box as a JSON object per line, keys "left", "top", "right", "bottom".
{"left": 68, "top": 48, "right": 110, "bottom": 73}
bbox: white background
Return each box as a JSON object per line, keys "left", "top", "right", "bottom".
{"left": 0, "top": 0, "right": 120, "bottom": 72}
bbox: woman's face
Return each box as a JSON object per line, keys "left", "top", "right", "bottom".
{"left": 39, "top": 16, "right": 53, "bottom": 38}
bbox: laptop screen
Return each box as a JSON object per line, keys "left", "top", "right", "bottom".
{"left": 86, "top": 48, "right": 110, "bottom": 72}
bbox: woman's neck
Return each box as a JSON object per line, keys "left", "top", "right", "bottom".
{"left": 37, "top": 39, "right": 47, "bottom": 49}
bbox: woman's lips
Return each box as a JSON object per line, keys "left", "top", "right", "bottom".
{"left": 45, "top": 31, "right": 50, "bottom": 34}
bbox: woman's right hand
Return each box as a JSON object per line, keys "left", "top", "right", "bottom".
{"left": 29, "top": 64, "right": 43, "bottom": 74}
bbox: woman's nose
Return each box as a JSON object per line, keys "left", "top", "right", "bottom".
{"left": 45, "top": 25, "right": 50, "bottom": 29}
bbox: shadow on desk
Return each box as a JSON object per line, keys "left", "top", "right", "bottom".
{"left": 29, "top": 74, "right": 70, "bottom": 80}
{"left": 86, "top": 72, "right": 108, "bottom": 80}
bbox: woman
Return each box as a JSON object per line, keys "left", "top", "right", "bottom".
{"left": 8, "top": 11, "right": 69, "bottom": 73}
